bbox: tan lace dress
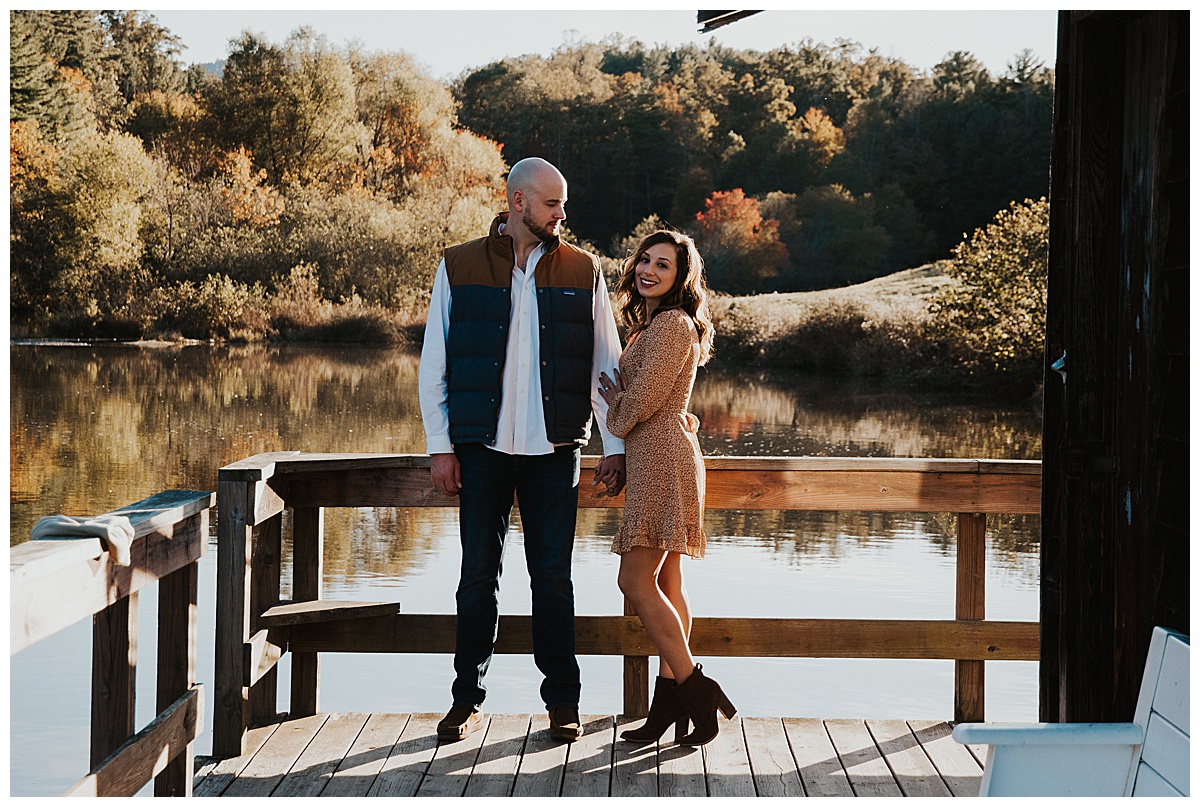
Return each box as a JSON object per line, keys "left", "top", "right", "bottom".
{"left": 607, "top": 308, "right": 706, "bottom": 558}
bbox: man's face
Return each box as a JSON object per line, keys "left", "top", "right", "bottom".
{"left": 519, "top": 176, "right": 568, "bottom": 241}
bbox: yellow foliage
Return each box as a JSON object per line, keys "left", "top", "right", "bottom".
{"left": 219, "top": 147, "right": 285, "bottom": 228}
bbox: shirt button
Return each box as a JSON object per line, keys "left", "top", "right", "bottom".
{"left": 544, "top": 396, "right": 550, "bottom": 401}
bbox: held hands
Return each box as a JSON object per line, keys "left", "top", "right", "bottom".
{"left": 430, "top": 452, "right": 461, "bottom": 496}
{"left": 595, "top": 369, "right": 627, "bottom": 496}
{"left": 591, "top": 454, "right": 626, "bottom": 497}
{"left": 597, "top": 369, "right": 625, "bottom": 406}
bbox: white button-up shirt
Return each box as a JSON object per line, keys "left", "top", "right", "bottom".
{"left": 419, "top": 237, "right": 625, "bottom": 458}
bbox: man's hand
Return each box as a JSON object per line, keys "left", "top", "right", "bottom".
{"left": 591, "top": 454, "right": 626, "bottom": 497}
{"left": 430, "top": 452, "right": 461, "bottom": 496}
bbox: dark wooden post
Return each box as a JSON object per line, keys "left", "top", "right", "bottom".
{"left": 1042, "top": 10, "right": 1190, "bottom": 723}
{"left": 290, "top": 507, "right": 324, "bottom": 716}
{"left": 91, "top": 593, "right": 138, "bottom": 768}
{"left": 622, "top": 597, "right": 649, "bottom": 717}
{"left": 249, "top": 514, "right": 282, "bottom": 724}
{"left": 214, "top": 478, "right": 254, "bottom": 758}
{"left": 955, "top": 512, "right": 987, "bottom": 723}
{"left": 155, "top": 559, "right": 199, "bottom": 796}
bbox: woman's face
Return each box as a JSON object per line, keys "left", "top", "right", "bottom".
{"left": 635, "top": 241, "right": 679, "bottom": 307}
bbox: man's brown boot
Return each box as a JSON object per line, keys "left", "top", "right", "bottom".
{"left": 437, "top": 705, "right": 481, "bottom": 742}
{"left": 548, "top": 706, "right": 582, "bottom": 742}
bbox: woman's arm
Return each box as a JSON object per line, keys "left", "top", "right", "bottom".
{"left": 603, "top": 312, "right": 694, "bottom": 439}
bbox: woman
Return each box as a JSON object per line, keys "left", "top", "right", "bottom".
{"left": 598, "top": 229, "right": 734, "bottom": 745}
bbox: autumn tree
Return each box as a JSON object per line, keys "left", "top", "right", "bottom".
{"left": 10, "top": 120, "right": 61, "bottom": 322}
{"left": 22, "top": 131, "right": 156, "bottom": 321}
{"left": 692, "top": 188, "right": 788, "bottom": 294}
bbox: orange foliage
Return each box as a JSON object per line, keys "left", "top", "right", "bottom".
{"left": 797, "top": 107, "right": 846, "bottom": 166}
{"left": 694, "top": 188, "right": 788, "bottom": 292}
{"left": 10, "top": 120, "right": 58, "bottom": 226}
{"left": 219, "top": 146, "right": 284, "bottom": 228}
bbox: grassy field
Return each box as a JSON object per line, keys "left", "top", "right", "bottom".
{"left": 708, "top": 262, "right": 957, "bottom": 380}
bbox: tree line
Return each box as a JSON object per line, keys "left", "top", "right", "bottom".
{"left": 9, "top": 10, "right": 1052, "bottom": 346}
{"left": 454, "top": 35, "right": 1052, "bottom": 293}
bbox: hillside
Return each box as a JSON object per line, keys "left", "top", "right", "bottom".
{"left": 707, "top": 262, "right": 955, "bottom": 377}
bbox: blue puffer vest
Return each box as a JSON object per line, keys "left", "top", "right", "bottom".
{"left": 443, "top": 212, "right": 598, "bottom": 447}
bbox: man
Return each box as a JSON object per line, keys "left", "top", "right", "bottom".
{"left": 418, "top": 157, "right": 626, "bottom": 743}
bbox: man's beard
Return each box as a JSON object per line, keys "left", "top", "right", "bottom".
{"left": 523, "top": 209, "right": 560, "bottom": 242}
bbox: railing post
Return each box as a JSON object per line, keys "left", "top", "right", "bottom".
{"left": 622, "top": 597, "right": 650, "bottom": 717}
{"left": 290, "top": 506, "right": 323, "bottom": 716}
{"left": 91, "top": 593, "right": 138, "bottom": 768}
{"left": 249, "top": 514, "right": 282, "bottom": 725}
{"left": 955, "top": 511, "right": 987, "bottom": 723}
{"left": 155, "top": 555, "right": 200, "bottom": 795}
{"left": 214, "top": 478, "right": 254, "bottom": 758}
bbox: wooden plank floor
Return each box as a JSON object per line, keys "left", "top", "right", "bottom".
{"left": 194, "top": 713, "right": 986, "bottom": 797}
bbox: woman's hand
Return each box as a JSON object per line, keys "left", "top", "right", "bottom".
{"left": 598, "top": 369, "right": 625, "bottom": 405}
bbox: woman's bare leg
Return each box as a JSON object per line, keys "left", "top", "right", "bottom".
{"left": 654, "top": 552, "right": 691, "bottom": 678}
{"left": 618, "top": 547, "right": 696, "bottom": 682}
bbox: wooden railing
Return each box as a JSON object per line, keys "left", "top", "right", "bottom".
{"left": 10, "top": 490, "right": 214, "bottom": 797}
{"left": 213, "top": 452, "right": 1041, "bottom": 759}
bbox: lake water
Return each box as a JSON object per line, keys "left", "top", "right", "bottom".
{"left": 9, "top": 342, "right": 1043, "bottom": 796}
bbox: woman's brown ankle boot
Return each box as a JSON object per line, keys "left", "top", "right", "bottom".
{"left": 675, "top": 664, "right": 736, "bottom": 745}
{"left": 621, "top": 675, "right": 690, "bottom": 743}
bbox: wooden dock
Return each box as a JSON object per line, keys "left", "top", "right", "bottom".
{"left": 195, "top": 712, "right": 986, "bottom": 797}
{"left": 13, "top": 454, "right": 1032, "bottom": 796}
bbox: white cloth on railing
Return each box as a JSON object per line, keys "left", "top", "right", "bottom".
{"left": 30, "top": 514, "right": 134, "bottom": 566}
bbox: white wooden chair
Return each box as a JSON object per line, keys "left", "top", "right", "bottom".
{"left": 952, "top": 627, "right": 1189, "bottom": 796}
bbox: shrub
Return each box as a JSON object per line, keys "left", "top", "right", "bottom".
{"left": 710, "top": 287, "right": 932, "bottom": 376}
{"left": 149, "top": 274, "right": 269, "bottom": 340}
{"left": 926, "top": 197, "right": 1048, "bottom": 384}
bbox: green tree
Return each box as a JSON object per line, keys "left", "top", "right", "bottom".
{"left": 13, "top": 129, "right": 156, "bottom": 322}
{"left": 9, "top": 10, "right": 101, "bottom": 143}
{"left": 100, "top": 11, "right": 185, "bottom": 101}
{"left": 51, "top": 131, "right": 156, "bottom": 315}
{"left": 207, "top": 29, "right": 364, "bottom": 184}
{"left": 10, "top": 120, "right": 62, "bottom": 322}
{"left": 927, "top": 197, "right": 1048, "bottom": 382}
{"left": 789, "top": 184, "right": 891, "bottom": 288}
{"left": 10, "top": 11, "right": 56, "bottom": 124}
{"left": 39, "top": 10, "right": 124, "bottom": 130}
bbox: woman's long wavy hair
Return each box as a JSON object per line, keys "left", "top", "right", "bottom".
{"left": 615, "top": 229, "right": 714, "bottom": 365}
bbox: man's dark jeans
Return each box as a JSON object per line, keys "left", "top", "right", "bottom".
{"left": 451, "top": 442, "right": 582, "bottom": 711}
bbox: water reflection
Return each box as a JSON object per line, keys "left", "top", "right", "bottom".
{"left": 691, "top": 365, "right": 1042, "bottom": 459}
{"left": 11, "top": 343, "right": 1041, "bottom": 541}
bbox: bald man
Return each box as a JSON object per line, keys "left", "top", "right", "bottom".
{"left": 419, "top": 157, "right": 626, "bottom": 743}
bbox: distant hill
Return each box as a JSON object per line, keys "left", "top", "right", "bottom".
{"left": 198, "top": 59, "right": 225, "bottom": 77}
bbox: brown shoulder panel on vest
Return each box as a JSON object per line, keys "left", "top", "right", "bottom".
{"left": 444, "top": 236, "right": 512, "bottom": 288}
{"left": 535, "top": 241, "right": 599, "bottom": 290}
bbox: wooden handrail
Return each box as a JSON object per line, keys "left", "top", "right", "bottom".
{"left": 10, "top": 490, "right": 214, "bottom": 797}
{"left": 214, "top": 453, "right": 1041, "bottom": 758}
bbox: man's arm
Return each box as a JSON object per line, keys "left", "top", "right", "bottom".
{"left": 418, "top": 260, "right": 460, "bottom": 495}
{"left": 590, "top": 265, "right": 626, "bottom": 495}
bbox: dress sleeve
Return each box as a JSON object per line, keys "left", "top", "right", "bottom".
{"left": 606, "top": 311, "right": 694, "bottom": 439}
